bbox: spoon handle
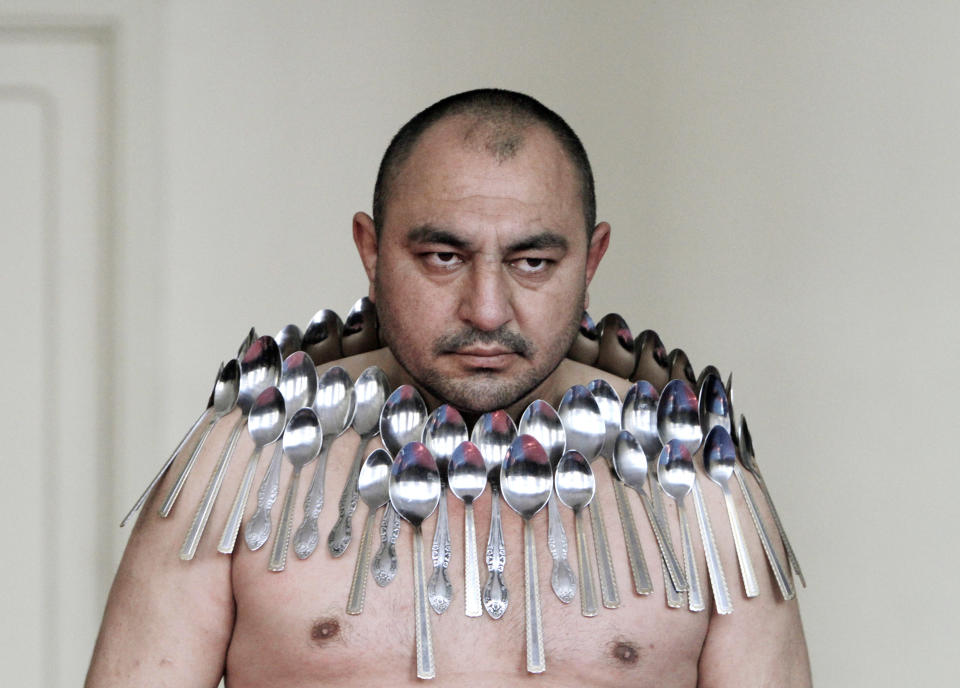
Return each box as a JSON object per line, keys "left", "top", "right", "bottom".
{"left": 588, "top": 499, "right": 622, "bottom": 608}
{"left": 649, "top": 467, "right": 685, "bottom": 608}
{"left": 611, "top": 477, "right": 654, "bottom": 595}
{"left": 268, "top": 467, "right": 301, "bottom": 571}
{"left": 721, "top": 483, "right": 760, "bottom": 597}
{"left": 427, "top": 491, "right": 453, "bottom": 614}
{"left": 523, "top": 519, "right": 546, "bottom": 674}
{"left": 734, "top": 466, "right": 794, "bottom": 600}
{"left": 413, "top": 527, "right": 436, "bottom": 680}
{"left": 691, "top": 479, "right": 732, "bottom": 614}
{"left": 372, "top": 504, "right": 401, "bottom": 586}
{"left": 180, "top": 415, "right": 244, "bottom": 560}
{"left": 159, "top": 414, "right": 218, "bottom": 517}
{"left": 482, "top": 489, "right": 509, "bottom": 619}
{"left": 753, "top": 468, "right": 806, "bottom": 587}
{"left": 637, "top": 489, "right": 687, "bottom": 591}
{"left": 217, "top": 445, "right": 265, "bottom": 554}
{"left": 293, "top": 440, "right": 333, "bottom": 559}
{"left": 244, "top": 442, "right": 284, "bottom": 551}
{"left": 546, "top": 494, "right": 577, "bottom": 604}
{"left": 346, "top": 506, "right": 378, "bottom": 615}
{"left": 574, "top": 509, "right": 599, "bottom": 617}
{"left": 463, "top": 502, "right": 482, "bottom": 617}
{"left": 676, "top": 500, "right": 705, "bottom": 612}
{"left": 329, "top": 433, "right": 373, "bottom": 557}
{"left": 122, "top": 408, "right": 210, "bottom": 526}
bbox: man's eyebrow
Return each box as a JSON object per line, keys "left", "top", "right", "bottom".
{"left": 507, "top": 232, "right": 569, "bottom": 252}
{"left": 406, "top": 226, "right": 472, "bottom": 250}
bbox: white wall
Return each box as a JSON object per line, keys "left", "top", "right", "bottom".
{"left": 3, "top": 1, "right": 956, "bottom": 685}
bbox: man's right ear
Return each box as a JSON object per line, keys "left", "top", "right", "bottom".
{"left": 352, "top": 212, "right": 378, "bottom": 300}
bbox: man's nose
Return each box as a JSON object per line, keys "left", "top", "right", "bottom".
{"left": 457, "top": 262, "right": 514, "bottom": 331}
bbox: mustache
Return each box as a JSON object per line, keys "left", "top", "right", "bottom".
{"left": 433, "top": 326, "right": 533, "bottom": 358}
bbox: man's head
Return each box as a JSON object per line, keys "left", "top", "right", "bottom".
{"left": 354, "top": 89, "right": 610, "bottom": 414}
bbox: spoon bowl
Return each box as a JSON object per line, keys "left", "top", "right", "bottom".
{"left": 380, "top": 385, "right": 428, "bottom": 455}
{"left": 448, "top": 441, "right": 487, "bottom": 503}
{"left": 622, "top": 381, "right": 662, "bottom": 458}
{"left": 275, "top": 324, "right": 303, "bottom": 360}
{"left": 278, "top": 351, "right": 319, "bottom": 420}
{"left": 557, "top": 385, "right": 605, "bottom": 461}
{"left": 657, "top": 379, "right": 702, "bottom": 453}
{"left": 698, "top": 372, "right": 731, "bottom": 437}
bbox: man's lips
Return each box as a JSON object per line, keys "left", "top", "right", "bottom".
{"left": 448, "top": 347, "right": 519, "bottom": 369}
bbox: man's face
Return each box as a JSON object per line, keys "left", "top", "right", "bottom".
{"left": 355, "top": 116, "right": 609, "bottom": 414}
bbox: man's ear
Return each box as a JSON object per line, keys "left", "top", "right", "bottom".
{"left": 584, "top": 221, "right": 611, "bottom": 291}
{"left": 353, "top": 212, "right": 379, "bottom": 301}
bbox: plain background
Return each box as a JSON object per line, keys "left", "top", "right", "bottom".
{"left": 1, "top": 1, "right": 958, "bottom": 686}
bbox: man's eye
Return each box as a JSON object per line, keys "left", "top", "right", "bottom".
{"left": 424, "top": 252, "right": 463, "bottom": 268}
{"left": 511, "top": 257, "right": 551, "bottom": 274}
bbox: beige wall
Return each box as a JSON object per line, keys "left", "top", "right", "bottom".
{"left": 3, "top": 1, "right": 956, "bottom": 685}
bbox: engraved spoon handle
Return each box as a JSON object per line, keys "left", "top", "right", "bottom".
{"left": 217, "top": 444, "right": 264, "bottom": 554}
{"left": 588, "top": 498, "right": 621, "bottom": 608}
{"left": 372, "top": 503, "right": 401, "bottom": 586}
{"left": 244, "top": 442, "right": 284, "bottom": 551}
{"left": 427, "top": 490, "right": 453, "bottom": 614}
{"left": 293, "top": 440, "right": 332, "bottom": 559}
{"left": 649, "top": 473, "right": 685, "bottom": 608}
{"left": 547, "top": 493, "right": 576, "bottom": 603}
{"left": 721, "top": 482, "right": 760, "bottom": 597}
{"left": 677, "top": 499, "right": 705, "bottom": 612}
{"left": 611, "top": 477, "right": 653, "bottom": 595}
{"left": 463, "top": 502, "right": 482, "bottom": 617}
{"left": 328, "top": 433, "right": 373, "bottom": 557}
{"left": 180, "top": 415, "right": 244, "bottom": 560}
{"left": 523, "top": 519, "right": 546, "bottom": 674}
{"left": 413, "top": 527, "right": 436, "bottom": 680}
{"left": 482, "top": 488, "right": 508, "bottom": 619}
{"left": 691, "top": 479, "right": 732, "bottom": 614}
{"left": 159, "top": 414, "right": 218, "bottom": 517}
{"left": 574, "top": 509, "right": 599, "bottom": 616}
{"left": 268, "top": 467, "right": 301, "bottom": 571}
{"left": 754, "top": 468, "right": 806, "bottom": 586}
{"left": 346, "top": 507, "right": 377, "bottom": 615}
{"left": 637, "top": 488, "right": 686, "bottom": 591}
{"left": 734, "top": 466, "right": 794, "bottom": 600}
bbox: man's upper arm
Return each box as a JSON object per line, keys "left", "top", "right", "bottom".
{"left": 86, "top": 409, "right": 242, "bottom": 687}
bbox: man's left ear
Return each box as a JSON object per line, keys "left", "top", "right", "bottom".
{"left": 584, "top": 221, "right": 611, "bottom": 289}
{"left": 353, "top": 212, "right": 379, "bottom": 300}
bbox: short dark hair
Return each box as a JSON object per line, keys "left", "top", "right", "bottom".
{"left": 372, "top": 88, "right": 596, "bottom": 238}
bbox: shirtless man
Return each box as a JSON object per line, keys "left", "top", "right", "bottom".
{"left": 86, "top": 89, "right": 811, "bottom": 686}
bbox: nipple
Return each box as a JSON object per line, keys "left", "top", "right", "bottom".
{"left": 610, "top": 641, "right": 642, "bottom": 666}
{"left": 311, "top": 618, "right": 341, "bottom": 644}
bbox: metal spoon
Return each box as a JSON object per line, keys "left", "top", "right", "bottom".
{"left": 346, "top": 448, "right": 391, "bottom": 615}
{"left": 658, "top": 379, "right": 732, "bottom": 614}
{"left": 518, "top": 400, "right": 576, "bottom": 604}
{"left": 611, "top": 430, "right": 687, "bottom": 591}
{"left": 554, "top": 450, "right": 600, "bottom": 617}
{"left": 500, "top": 434, "right": 552, "bottom": 674}
{"left": 373, "top": 385, "right": 427, "bottom": 586}
{"left": 448, "top": 440, "right": 487, "bottom": 617}
{"left": 471, "top": 409, "right": 515, "bottom": 619}
{"left": 667, "top": 348, "right": 697, "bottom": 387}
{"left": 217, "top": 386, "right": 286, "bottom": 553}
{"left": 657, "top": 439, "right": 706, "bottom": 612}
{"left": 302, "top": 308, "right": 343, "bottom": 366}
{"left": 389, "top": 441, "right": 441, "bottom": 680}
{"left": 181, "top": 336, "right": 281, "bottom": 559}
{"left": 275, "top": 323, "right": 303, "bottom": 360}
{"left": 558, "top": 385, "right": 621, "bottom": 608}
{"left": 237, "top": 327, "right": 257, "bottom": 359}
{"left": 268, "top": 408, "right": 323, "bottom": 571}
{"left": 633, "top": 329, "right": 669, "bottom": 390}
{"left": 328, "top": 366, "right": 389, "bottom": 557}
{"left": 566, "top": 310, "right": 599, "bottom": 365}
{"left": 122, "top": 362, "right": 224, "bottom": 526}
{"left": 595, "top": 313, "right": 635, "bottom": 379}
{"left": 159, "top": 359, "right": 240, "bottom": 518}
{"left": 703, "top": 425, "right": 759, "bottom": 597}
{"left": 739, "top": 415, "right": 805, "bottom": 588}
{"left": 244, "top": 350, "right": 318, "bottom": 551}
{"left": 622, "top": 380, "right": 685, "bottom": 607}
{"left": 422, "top": 404, "right": 468, "bottom": 614}
{"left": 293, "top": 366, "right": 356, "bottom": 558}
{"left": 342, "top": 296, "right": 379, "bottom": 357}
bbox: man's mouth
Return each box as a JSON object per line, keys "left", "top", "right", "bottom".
{"left": 449, "top": 347, "right": 519, "bottom": 369}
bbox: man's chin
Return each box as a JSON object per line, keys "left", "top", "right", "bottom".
{"left": 419, "top": 371, "right": 538, "bottom": 415}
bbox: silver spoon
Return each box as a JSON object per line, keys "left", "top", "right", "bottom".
{"left": 558, "top": 385, "right": 621, "bottom": 608}
{"left": 346, "top": 447, "right": 391, "bottom": 615}
{"left": 595, "top": 313, "right": 636, "bottom": 379}
{"left": 275, "top": 323, "right": 303, "bottom": 360}
{"left": 448, "top": 440, "right": 487, "bottom": 617}
{"left": 500, "top": 434, "right": 552, "bottom": 674}
{"left": 657, "top": 439, "right": 706, "bottom": 612}
{"left": 611, "top": 430, "right": 687, "bottom": 591}
{"left": 268, "top": 408, "right": 323, "bottom": 571}
{"left": 471, "top": 409, "right": 515, "bottom": 619}
{"left": 389, "top": 441, "right": 441, "bottom": 680}
{"left": 740, "top": 415, "right": 805, "bottom": 588}
{"left": 244, "top": 350, "right": 318, "bottom": 551}
{"left": 567, "top": 310, "right": 600, "bottom": 365}
{"left": 633, "top": 329, "right": 669, "bottom": 390}
{"left": 302, "top": 308, "right": 343, "bottom": 366}
{"left": 342, "top": 296, "right": 379, "bottom": 357}
{"left": 328, "top": 366, "right": 389, "bottom": 557}
{"left": 237, "top": 327, "right": 257, "bottom": 359}
{"left": 554, "top": 450, "right": 600, "bottom": 617}
{"left": 122, "top": 362, "right": 224, "bottom": 526}
{"left": 217, "top": 386, "right": 285, "bottom": 553}
{"left": 588, "top": 378, "right": 654, "bottom": 596}
{"left": 422, "top": 404, "right": 468, "bottom": 614}
{"left": 373, "top": 385, "right": 427, "bottom": 586}
{"left": 622, "top": 380, "right": 685, "bottom": 607}
{"left": 159, "top": 359, "right": 240, "bottom": 518}
{"left": 293, "top": 366, "right": 356, "bottom": 558}
{"left": 703, "top": 425, "right": 760, "bottom": 598}
{"left": 658, "top": 379, "right": 732, "bottom": 614}
{"left": 181, "top": 336, "right": 281, "bottom": 559}
{"left": 518, "top": 400, "right": 576, "bottom": 604}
